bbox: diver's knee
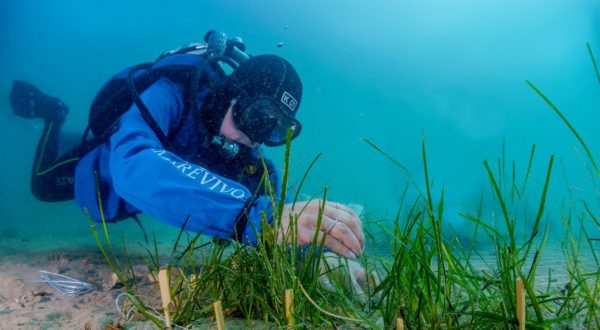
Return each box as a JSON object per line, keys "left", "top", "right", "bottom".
{"left": 30, "top": 178, "right": 64, "bottom": 202}
{"left": 31, "top": 184, "right": 56, "bottom": 202}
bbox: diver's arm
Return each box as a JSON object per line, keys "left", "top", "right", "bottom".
{"left": 108, "top": 78, "right": 272, "bottom": 244}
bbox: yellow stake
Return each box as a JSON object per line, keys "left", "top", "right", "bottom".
{"left": 285, "top": 289, "right": 294, "bottom": 326}
{"left": 214, "top": 300, "right": 226, "bottom": 330}
{"left": 158, "top": 269, "right": 172, "bottom": 329}
{"left": 516, "top": 278, "right": 525, "bottom": 330}
{"left": 396, "top": 318, "right": 405, "bottom": 330}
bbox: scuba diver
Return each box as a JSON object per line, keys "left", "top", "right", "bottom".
{"left": 9, "top": 30, "right": 365, "bottom": 261}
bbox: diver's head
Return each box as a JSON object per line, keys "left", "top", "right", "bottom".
{"left": 201, "top": 54, "right": 302, "bottom": 150}
{"left": 227, "top": 54, "right": 303, "bottom": 146}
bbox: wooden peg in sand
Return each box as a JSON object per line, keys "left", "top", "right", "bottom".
{"left": 158, "top": 269, "right": 172, "bottom": 329}
{"left": 213, "top": 300, "right": 226, "bottom": 330}
{"left": 516, "top": 278, "right": 525, "bottom": 330}
{"left": 285, "top": 289, "right": 294, "bottom": 326}
{"left": 396, "top": 318, "right": 405, "bottom": 330}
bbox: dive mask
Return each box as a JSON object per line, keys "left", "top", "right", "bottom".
{"left": 233, "top": 96, "right": 302, "bottom": 146}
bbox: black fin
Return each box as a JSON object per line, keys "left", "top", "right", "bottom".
{"left": 9, "top": 80, "right": 69, "bottom": 123}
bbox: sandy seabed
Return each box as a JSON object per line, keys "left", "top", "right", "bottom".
{"left": 0, "top": 222, "right": 178, "bottom": 330}
{"left": 0, "top": 248, "right": 155, "bottom": 329}
{"left": 0, "top": 224, "right": 596, "bottom": 329}
{"left": 0, "top": 243, "right": 273, "bottom": 330}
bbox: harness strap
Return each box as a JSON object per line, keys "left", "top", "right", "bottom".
{"left": 127, "top": 63, "right": 171, "bottom": 148}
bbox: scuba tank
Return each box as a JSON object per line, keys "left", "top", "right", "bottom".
{"left": 82, "top": 30, "right": 249, "bottom": 151}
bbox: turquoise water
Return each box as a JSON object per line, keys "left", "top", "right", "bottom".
{"left": 1, "top": 1, "right": 599, "bottom": 252}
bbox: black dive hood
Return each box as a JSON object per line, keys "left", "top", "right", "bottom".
{"left": 197, "top": 30, "right": 303, "bottom": 158}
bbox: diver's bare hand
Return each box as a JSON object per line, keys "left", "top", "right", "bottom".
{"left": 279, "top": 200, "right": 364, "bottom": 258}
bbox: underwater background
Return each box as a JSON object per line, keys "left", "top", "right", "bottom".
{"left": 0, "top": 0, "right": 599, "bottom": 253}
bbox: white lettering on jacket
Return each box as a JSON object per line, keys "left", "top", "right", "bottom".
{"left": 150, "top": 149, "right": 246, "bottom": 200}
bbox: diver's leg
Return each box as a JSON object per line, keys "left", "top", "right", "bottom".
{"left": 29, "top": 120, "right": 82, "bottom": 202}
{"left": 9, "top": 80, "right": 77, "bottom": 202}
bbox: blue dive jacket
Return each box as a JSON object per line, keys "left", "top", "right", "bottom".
{"left": 74, "top": 55, "right": 279, "bottom": 245}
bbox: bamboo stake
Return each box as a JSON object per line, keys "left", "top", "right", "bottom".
{"left": 516, "top": 278, "right": 525, "bottom": 330}
{"left": 158, "top": 269, "right": 172, "bottom": 329}
{"left": 396, "top": 318, "right": 405, "bottom": 330}
{"left": 213, "top": 300, "right": 226, "bottom": 330}
{"left": 285, "top": 289, "right": 294, "bottom": 326}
